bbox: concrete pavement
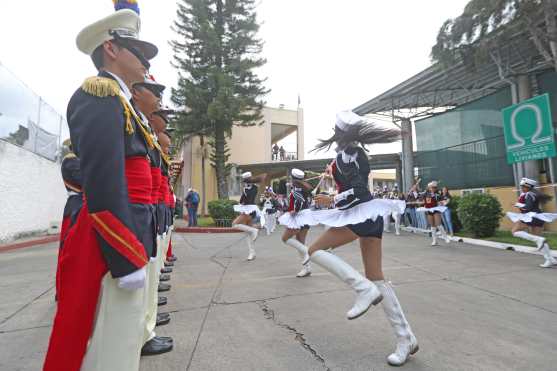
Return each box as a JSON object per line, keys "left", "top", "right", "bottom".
{"left": 1, "top": 226, "right": 556, "bottom": 371}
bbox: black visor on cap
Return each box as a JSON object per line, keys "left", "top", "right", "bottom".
{"left": 110, "top": 33, "right": 151, "bottom": 69}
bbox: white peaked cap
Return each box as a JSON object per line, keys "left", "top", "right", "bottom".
{"left": 335, "top": 110, "right": 365, "bottom": 131}
{"left": 242, "top": 172, "right": 252, "bottom": 180}
{"left": 428, "top": 181, "right": 438, "bottom": 188}
{"left": 291, "top": 168, "right": 305, "bottom": 179}
{"left": 76, "top": 9, "right": 157, "bottom": 59}
{"left": 520, "top": 177, "right": 538, "bottom": 187}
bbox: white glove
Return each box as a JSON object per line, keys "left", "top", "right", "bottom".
{"left": 118, "top": 267, "right": 147, "bottom": 290}
{"left": 149, "top": 257, "right": 158, "bottom": 263}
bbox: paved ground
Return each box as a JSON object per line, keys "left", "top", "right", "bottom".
{"left": 1, "top": 226, "right": 556, "bottom": 371}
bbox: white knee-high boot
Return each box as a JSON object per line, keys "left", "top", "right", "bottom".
{"left": 393, "top": 213, "right": 401, "bottom": 236}
{"left": 383, "top": 215, "right": 391, "bottom": 232}
{"left": 374, "top": 281, "right": 419, "bottom": 366}
{"left": 285, "top": 238, "right": 311, "bottom": 277}
{"left": 233, "top": 224, "right": 258, "bottom": 260}
{"left": 430, "top": 227, "right": 438, "bottom": 246}
{"left": 265, "top": 217, "right": 272, "bottom": 235}
{"left": 512, "top": 231, "right": 546, "bottom": 250}
{"left": 311, "top": 250, "right": 382, "bottom": 319}
{"left": 438, "top": 224, "right": 450, "bottom": 243}
{"left": 540, "top": 243, "right": 557, "bottom": 268}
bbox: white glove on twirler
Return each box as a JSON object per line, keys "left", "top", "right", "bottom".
{"left": 118, "top": 267, "right": 147, "bottom": 290}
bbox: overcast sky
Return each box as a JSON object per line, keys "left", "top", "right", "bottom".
{"left": 0, "top": 0, "right": 469, "bottom": 158}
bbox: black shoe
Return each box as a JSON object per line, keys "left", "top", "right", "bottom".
{"left": 164, "top": 261, "right": 174, "bottom": 267}
{"left": 158, "top": 296, "right": 167, "bottom": 306}
{"left": 160, "top": 274, "right": 171, "bottom": 282}
{"left": 141, "top": 336, "right": 173, "bottom": 356}
{"left": 158, "top": 283, "right": 171, "bottom": 292}
{"left": 156, "top": 312, "right": 171, "bottom": 326}
{"left": 167, "top": 255, "right": 177, "bottom": 262}
{"left": 161, "top": 267, "right": 173, "bottom": 274}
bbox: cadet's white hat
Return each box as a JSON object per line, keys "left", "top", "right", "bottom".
{"left": 76, "top": 9, "right": 157, "bottom": 61}
{"left": 428, "top": 181, "right": 438, "bottom": 188}
{"left": 242, "top": 172, "right": 252, "bottom": 180}
{"left": 291, "top": 168, "right": 305, "bottom": 179}
{"left": 335, "top": 111, "right": 365, "bottom": 131}
{"left": 520, "top": 177, "right": 537, "bottom": 188}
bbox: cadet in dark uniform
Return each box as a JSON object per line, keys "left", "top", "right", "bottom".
{"left": 131, "top": 75, "right": 174, "bottom": 355}
{"left": 308, "top": 111, "right": 418, "bottom": 367}
{"left": 43, "top": 7, "right": 169, "bottom": 371}
{"left": 56, "top": 140, "right": 83, "bottom": 300}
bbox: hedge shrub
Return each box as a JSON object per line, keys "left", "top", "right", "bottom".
{"left": 457, "top": 193, "right": 503, "bottom": 238}
{"left": 208, "top": 199, "right": 238, "bottom": 221}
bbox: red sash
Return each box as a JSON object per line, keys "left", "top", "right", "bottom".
{"left": 150, "top": 167, "right": 162, "bottom": 204}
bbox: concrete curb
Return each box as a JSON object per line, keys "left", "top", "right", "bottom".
{"left": 401, "top": 226, "right": 556, "bottom": 258}
{"left": 0, "top": 235, "right": 59, "bottom": 253}
{"left": 175, "top": 227, "right": 243, "bottom": 234}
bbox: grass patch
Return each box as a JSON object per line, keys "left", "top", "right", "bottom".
{"left": 456, "top": 230, "right": 557, "bottom": 250}
{"left": 197, "top": 216, "right": 215, "bottom": 227}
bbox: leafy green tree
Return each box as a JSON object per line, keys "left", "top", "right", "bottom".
{"left": 171, "top": 0, "right": 269, "bottom": 198}
{"left": 431, "top": 0, "right": 557, "bottom": 72}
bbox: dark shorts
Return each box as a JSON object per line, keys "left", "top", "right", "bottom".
{"left": 347, "top": 217, "right": 383, "bottom": 238}
{"left": 426, "top": 210, "right": 441, "bottom": 215}
{"left": 525, "top": 218, "right": 545, "bottom": 228}
{"left": 248, "top": 211, "right": 257, "bottom": 219}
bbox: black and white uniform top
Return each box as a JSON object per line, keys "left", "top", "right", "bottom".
{"left": 417, "top": 191, "right": 447, "bottom": 214}
{"left": 310, "top": 146, "right": 396, "bottom": 237}
{"left": 234, "top": 183, "right": 262, "bottom": 218}
{"left": 277, "top": 179, "right": 316, "bottom": 230}
{"left": 260, "top": 196, "right": 279, "bottom": 215}
{"left": 506, "top": 191, "right": 557, "bottom": 225}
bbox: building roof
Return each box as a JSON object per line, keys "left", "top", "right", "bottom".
{"left": 353, "top": 31, "right": 551, "bottom": 121}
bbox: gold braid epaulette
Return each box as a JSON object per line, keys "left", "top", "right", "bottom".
{"left": 63, "top": 152, "right": 77, "bottom": 160}
{"left": 80, "top": 77, "right": 154, "bottom": 148}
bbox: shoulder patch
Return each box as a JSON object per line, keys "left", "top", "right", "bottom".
{"left": 81, "top": 77, "right": 120, "bottom": 98}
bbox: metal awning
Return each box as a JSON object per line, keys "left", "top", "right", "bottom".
{"left": 353, "top": 31, "right": 552, "bottom": 121}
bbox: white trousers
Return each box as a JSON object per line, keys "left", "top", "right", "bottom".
{"left": 143, "top": 239, "right": 162, "bottom": 344}
{"left": 81, "top": 273, "right": 145, "bottom": 371}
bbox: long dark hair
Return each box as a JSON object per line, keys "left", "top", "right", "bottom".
{"left": 312, "top": 122, "right": 401, "bottom": 152}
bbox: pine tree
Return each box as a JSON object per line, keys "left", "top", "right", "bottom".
{"left": 171, "top": 0, "right": 268, "bottom": 198}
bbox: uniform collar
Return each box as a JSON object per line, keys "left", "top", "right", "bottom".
{"left": 101, "top": 70, "right": 132, "bottom": 102}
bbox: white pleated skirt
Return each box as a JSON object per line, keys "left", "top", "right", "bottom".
{"left": 506, "top": 211, "right": 557, "bottom": 223}
{"left": 278, "top": 209, "right": 318, "bottom": 229}
{"left": 417, "top": 206, "right": 447, "bottom": 213}
{"left": 311, "top": 199, "right": 396, "bottom": 228}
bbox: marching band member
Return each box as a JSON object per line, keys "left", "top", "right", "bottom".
{"left": 131, "top": 76, "right": 174, "bottom": 355}
{"left": 278, "top": 169, "right": 317, "bottom": 277}
{"left": 507, "top": 178, "right": 557, "bottom": 268}
{"left": 307, "top": 111, "right": 418, "bottom": 366}
{"left": 233, "top": 172, "right": 267, "bottom": 261}
{"left": 56, "top": 140, "right": 83, "bottom": 300}
{"left": 417, "top": 181, "right": 450, "bottom": 245}
{"left": 260, "top": 186, "right": 279, "bottom": 235}
{"left": 44, "top": 6, "right": 160, "bottom": 370}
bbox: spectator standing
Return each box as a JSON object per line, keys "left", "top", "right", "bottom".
{"left": 440, "top": 187, "right": 454, "bottom": 236}
{"left": 185, "top": 188, "right": 200, "bottom": 227}
{"left": 272, "top": 143, "right": 279, "bottom": 160}
{"left": 279, "top": 145, "right": 286, "bottom": 161}
{"left": 405, "top": 185, "right": 420, "bottom": 227}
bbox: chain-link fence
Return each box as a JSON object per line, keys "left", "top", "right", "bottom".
{"left": 415, "top": 135, "right": 515, "bottom": 189}
{"left": 0, "top": 62, "right": 67, "bottom": 162}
